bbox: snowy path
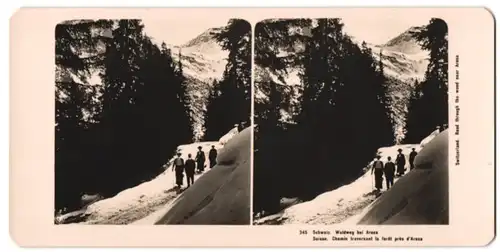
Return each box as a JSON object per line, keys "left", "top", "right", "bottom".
{"left": 56, "top": 141, "right": 223, "bottom": 225}
{"left": 254, "top": 130, "right": 440, "bottom": 225}
{"left": 255, "top": 172, "right": 404, "bottom": 225}
{"left": 254, "top": 144, "right": 421, "bottom": 225}
{"left": 83, "top": 172, "right": 208, "bottom": 225}
{"left": 84, "top": 188, "right": 179, "bottom": 225}
{"left": 56, "top": 126, "right": 246, "bottom": 225}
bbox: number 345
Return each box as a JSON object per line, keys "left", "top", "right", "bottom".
{"left": 299, "top": 230, "right": 308, "bottom": 235}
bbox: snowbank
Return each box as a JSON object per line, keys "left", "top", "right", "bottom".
{"left": 137, "top": 126, "right": 251, "bottom": 225}
{"left": 352, "top": 129, "right": 449, "bottom": 225}
{"left": 218, "top": 125, "right": 239, "bottom": 145}
{"left": 419, "top": 128, "right": 441, "bottom": 147}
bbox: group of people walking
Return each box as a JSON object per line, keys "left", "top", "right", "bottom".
{"left": 371, "top": 148, "right": 418, "bottom": 191}
{"left": 172, "top": 145, "right": 219, "bottom": 188}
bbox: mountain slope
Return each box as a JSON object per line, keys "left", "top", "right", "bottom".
{"left": 80, "top": 26, "right": 228, "bottom": 141}
{"left": 255, "top": 25, "right": 429, "bottom": 142}
{"left": 383, "top": 26, "right": 426, "bottom": 55}
{"left": 168, "top": 27, "right": 228, "bottom": 140}
{"left": 369, "top": 26, "right": 428, "bottom": 140}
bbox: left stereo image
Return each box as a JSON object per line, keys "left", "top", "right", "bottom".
{"left": 54, "top": 18, "right": 252, "bottom": 225}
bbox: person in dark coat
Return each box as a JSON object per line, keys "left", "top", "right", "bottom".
{"left": 196, "top": 146, "right": 206, "bottom": 173}
{"left": 371, "top": 156, "right": 384, "bottom": 191}
{"left": 436, "top": 125, "right": 442, "bottom": 133}
{"left": 236, "top": 123, "right": 243, "bottom": 132}
{"left": 409, "top": 148, "right": 418, "bottom": 170}
{"left": 172, "top": 153, "right": 185, "bottom": 188}
{"left": 384, "top": 156, "right": 396, "bottom": 189}
{"left": 396, "top": 148, "right": 406, "bottom": 176}
{"left": 184, "top": 154, "right": 196, "bottom": 187}
{"left": 209, "top": 145, "right": 218, "bottom": 168}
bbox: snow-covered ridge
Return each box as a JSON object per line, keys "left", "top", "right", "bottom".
{"left": 369, "top": 43, "right": 428, "bottom": 82}
{"left": 168, "top": 27, "right": 228, "bottom": 82}
{"left": 382, "top": 26, "right": 425, "bottom": 55}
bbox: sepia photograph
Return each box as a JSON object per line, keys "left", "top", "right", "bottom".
{"left": 54, "top": 18, "right": 252, "bottom": 225}
{"left": 253, "top": 17, "right": 449, "bottom": 225}
{"left": 9, "top": 7, "right": 495, "bottom": 247}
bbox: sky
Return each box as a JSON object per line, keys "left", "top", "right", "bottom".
{"left": 141, "top": 17, "right": 231, "bottom": 46}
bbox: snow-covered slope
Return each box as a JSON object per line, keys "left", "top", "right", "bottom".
{"left": 219, "top": 125, "right": 240, "bottom": 145}
{"left": 149, "top": 126, "right": 251, "bottom": 225}
{"left": 168, "top": 27, "right": 228, "bottom": 140}
{"left": 254, "top": 129, "right": 439, "bottom": 225}
{"left": 78, "top": 26, "right": 228, "bottom": 141}
{"left": 383, "top": 26, "right": 426, "bottom": 55}
{"left": 369, "top": 26, "right": 429, "bottom": 140}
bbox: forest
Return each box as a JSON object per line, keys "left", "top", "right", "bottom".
{"left": 55, "top": 19, "right": 251, "bottom": 212}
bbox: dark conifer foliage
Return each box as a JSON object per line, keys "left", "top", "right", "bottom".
{"left": 253, "top": 19, "right": 313, "bottom": 213}
{"left": 404, "top": 18, "right": 448, "bottom": 143}
{"left": 55, "top": 19, "right": 113, "bottom": 210}
{"left": 253, "top": 19, "right": 395, "bottom": 214}
{"left": 203, "top": 19, "right": 251, "bottom": 141}
{"left": 55, "top": 19, "right": 193, "bottom": 211}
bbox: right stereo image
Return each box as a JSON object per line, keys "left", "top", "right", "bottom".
{"left": 252, "top": 17, "right": 449, "bottom": 225}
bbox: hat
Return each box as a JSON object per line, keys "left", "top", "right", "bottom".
{"left": 198, "top": 146, "right": 202, "bottom": 149}
{"left": 397, "top": 148, "right": 402, "bottom": 152}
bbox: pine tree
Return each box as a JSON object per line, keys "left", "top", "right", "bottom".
{"left": 203, "top": 19, "right": 251, "bottom": 140}
{"left": 203, "top": 80, "right": 220, "bottom": 140}
{"left": 55, "top": 19, "right": 112, "bottom": 210}
{"left": 404, "top": 18, "right": 448, "bottom": 143}
{"left": 174, "top": 48, "right": 195, "bottom": 143}
{"left": 253, "top": 18, "right": 312, "bottom": 131}
{"left": 96, "top": 19, "right": 147, "bottom": 193}
{"left": 252, "top": 19, "right": 314, "bottom": 214}
{"left": 253, "top": 19, "right": 395, "bottom": 213}
{"left": 253, "top": 78, "right": 289, "bottom": 214}
{"left": 55, "top": 19, "right": 196, "bottom": 213}
{"left": 97, "top": 20, "right": 195, "bottom": 194}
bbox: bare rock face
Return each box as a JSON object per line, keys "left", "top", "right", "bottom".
{"left": 356, "top": 129, "right": 449, "bottom": 225}
{"left": 155, "top": 127, "right": 251, "bottom": 225}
